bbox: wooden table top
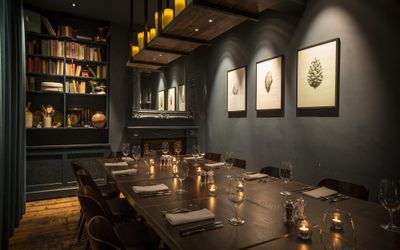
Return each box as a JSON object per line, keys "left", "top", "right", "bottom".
{"left": 98, "top": 158, "right": 400, "bottom": 250}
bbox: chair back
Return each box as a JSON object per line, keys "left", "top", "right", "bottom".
{"left": 71, "top": 160, "right": 84, "bottom": 187}
{"left": 77, "top": 168, "right": 104, "bottom": 197}
{"left": 318, "top": 178, "right": 369, "bottom": 200}
{"left": 231, "top": 158, "right": 246, "bottom": 169}
{"left": 204, "top": 152, "right": 222, "bottom": 162}
{"left": 87, "top": 216, "right": 125, "bottom": 250}
{"left": 76, "top": 185, "right": 116, "bottom": 223}
{"left": 260, "top": 166, "right": 280, "bottom": 178}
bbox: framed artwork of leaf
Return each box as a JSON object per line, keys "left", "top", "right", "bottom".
{"left": 167, "top": 87, "right": 176, "bottom": 111}
{"left": 227, "top": 66, "right": 246, "bottom": 117}
{"left": 297, "top": 38, "right": 340, "bottom": 116}
{"left": 158, "top": 90, "right": 165, "bottom": 111}
{"left": 256, "top": 55, "right": 284, "bottom": 117}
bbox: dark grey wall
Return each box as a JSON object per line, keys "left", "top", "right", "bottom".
{"left": 203, "top": 0, "right": 400, "bottom": 201}
{"left": 109, "top": 23, "right": 133, "bottom": 152}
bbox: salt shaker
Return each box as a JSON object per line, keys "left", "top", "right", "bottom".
{"left": 283, "top": 199, "right": 296, "bottom": 224}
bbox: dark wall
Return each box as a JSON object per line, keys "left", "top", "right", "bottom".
{"left": 203, "top": 0, "right": 400, "bottom": 201}
{"left": 109, "top": 23, "right": 133, "bottom": 152}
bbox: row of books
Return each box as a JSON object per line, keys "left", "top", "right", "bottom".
{"left": 66, "top": 42, "right": 103, "bottom": 61}
{"left": 27, "top": 39, "right": 65, "bottom": 57}
{"left": 65, "top": 63, "right": 107, "bottom": 79}
{"left": 27, "top": 58, "right": 64, "bottom": 75}
{"left": 66, "top": 80, "right": 86, "bottom": 94}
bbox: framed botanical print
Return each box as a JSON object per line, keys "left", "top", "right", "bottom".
{"left": 297, "top": 38, "right": 340, "bottom": 116}
{"left": 167, "top": 87, "right": 176, "bottom": 111}
{"left": 256, "top": 55, "right": 284, "bottom": 117}
{"left": 227, "top": 66, "right": 246, "bottom": 117}
{"left": 178, "top": 85, "right": 185, "bottom": 111}
{"left": 158, "top": 90, "right": 165, "bottom": 111}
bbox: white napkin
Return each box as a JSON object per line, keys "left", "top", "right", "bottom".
{"left": 165, "top": 208, "right": 215, "bottom": 226}
{"left": 111, "top": 169, "right": 137, "bottom": 176}
{"left": 303, "top": 186, "right": 337, "bottom": 199}
{"left": 204, "top": 162, "right": 225, "bottom": 168}
{"left": 104, "top": 162, "right": 128, "bottom": 167}
{"left": 243, "top": 173, "right": 269, "bottom": 180}
{"left": 121, "top": 157, "right": 135, "bottom": 163}
{"left": 132, "top": 184, "right": 169, "bottom": 193}
{"left": 183, "top": 156, "right": 204, "bottom": 160}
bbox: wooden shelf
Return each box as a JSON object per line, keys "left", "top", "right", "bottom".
{"left": 26, "top": 31, "right": 108, "bottom": 46}
{"left": 27, "top": 90, "right": 64, "bottom": 95}
{"left": 65, "top": 58, "right": 107, "bottom": 65}
{"left": 27, "top": 72, "right": 64, "bottom": 78}
{"left": 27, "top": 54, "right": 64, "bottom": 60}
{"left": 66, "top": 93, "right": 107, "bottom": 97}
{"left": 201, "top": 0, "right": 281, "bottom": 15}
{"left": 65, "top": 75, "right": 107, "bottom": 81}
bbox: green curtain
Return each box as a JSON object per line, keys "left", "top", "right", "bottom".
{"left": 0, "top": 0, "right": 26, "bottom": 248}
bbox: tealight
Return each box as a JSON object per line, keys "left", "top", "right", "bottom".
{"left": 149, "top": 159, "right": 155, "bottom": 165}
{"left": 196, "top": 166, "right": 202, "bottom": 176}
{"left": 331, "top": 211, "right": 343, "bottom": 231}
{"left": 208, "top": 184, "right": 217, "bottom": 196}
{"left": 172, "top": 164, "right": 178, "bottom": 177}
{"left": 297, "top": 219, "right": 312, "bottom": 240}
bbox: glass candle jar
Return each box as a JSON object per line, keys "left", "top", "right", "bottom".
{"left": 208, "top": 184, "right": 217, "bottom": 196}
{"left": 297, "top": 219, "right": 312, "bottom": 240}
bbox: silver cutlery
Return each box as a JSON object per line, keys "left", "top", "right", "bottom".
{"left": 179, "top": 221, "right": 224, "bottom": 236}
{"left": 161, "top": 207, "right": 192, "bottom": 215}
{"left": 329, "top": 195, "right": 350, "bottom": 203}
{"left": 138, "top": 190, "right": 172, "bottom": 198}
{"left": 319, "top": 193, "right": 341, "bottom": 201}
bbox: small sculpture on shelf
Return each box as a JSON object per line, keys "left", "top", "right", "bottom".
{"left": 42, "top": 105, "right": 54, "bottom": 128}
{"left": 91, "top": 111, "right": 106, "bottom": 128}
{"left": 25, "top": 102, "right": 33, "bottom": 128}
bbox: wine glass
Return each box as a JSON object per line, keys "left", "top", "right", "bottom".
{"left": 132, "top": 145, "right": 141, "bottom": 167}
{"left": 162, "top": 141, "right": 169, "bottom": 155}
{"left": 227, "top": 176, "right": 246, "bottom": 226}
{"left": 279, "top": 161, "right": 293, "bottom": 196}
{"left": 320, "top": 208, "right": 356, "bottom": 250}
{"left": 192, "top": 144, "right": 200, "bottom": 167}
{"left": 222, "top": 152, "right": 233, "bottom": 178}
{"left": 176, "top": 160, "right": 189, "bottom": 194}
{"left": 174, "top": 141, "right": 182, "bottom": 157}
{"left": 122, "top": 143, "right": 130, "bottom": 158}
{"left": 378, "top": 179, "right": 400, "bottom": 232}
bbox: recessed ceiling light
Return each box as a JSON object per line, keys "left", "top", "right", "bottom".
{"left": 159, "top": 54, "right": 162, "bottom": 57}
{"left": 71, "top": 3, "right": 77, "bottom": 7}
{"left": 208, "top": 19, "right": 213, "bottom": 23}
{"left": 153, "top": 58, "right": 156, "bottom": 61}
{"left": 194, "top": 28, "right": 199, "bottom": 32}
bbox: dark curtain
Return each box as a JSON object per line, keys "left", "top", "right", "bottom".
{"left": 0, "top": 0, "right": 26, "bottom": 248}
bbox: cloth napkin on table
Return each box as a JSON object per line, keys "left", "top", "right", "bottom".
{"left": 302, "top": 186, "right": 337, "bottom": 199}
{"left": 243, "top": 173, "right": 269, "bottom": 180}
{"left": 165, "top": 208, "right": 215, "bottom": 226}
{"left": 121, "top": 157, "right": 135, "bottom": 163}
{"left": 132, "top": 184, "right": 169, "bottom": 194}
{"left": 111, "top": 169, "right": 137, "bottom": 176}
{"left": 204, "top": 162, "right": 225, "bottom": 168}
{"left": 183, "top": 156, "right": 204, "bottom": 160}
{"left": 104, "top": 161, "right": 128, "bottom": 167}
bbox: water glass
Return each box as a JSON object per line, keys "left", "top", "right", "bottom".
{"left": 279, "top": 160, "right": 293, "bottom": 196}
{"left": 174, "top": 141, "right": 183, "bottom": 156}
{"left": 378, "top": 179, "right": 400, "bottom": 232}
{"left": 122, "top": 143, "right": 130, "bottom": 157}
{"left": 192, "top": 144, "right": 200, "bottom": 167}
{"left": 176, "top": 160, "right": 189, "bottom": 194}
{"left": 227, "top": 176, "right": 246, "bottom": 226}
{"left": 132, "top": 145, "right": 141, "bottom": 166}
{"left": 162, "top": 141, "right": 169, "bottom": 155}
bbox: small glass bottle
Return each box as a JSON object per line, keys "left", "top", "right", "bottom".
{"left": 283, "top": 199, "right": 295, "bottom": 224}
{"left": 296, "top": 197, "right": 306, "bottom": 220}
{"left": 207, "top": 171, "right": 215, "bottom": 185}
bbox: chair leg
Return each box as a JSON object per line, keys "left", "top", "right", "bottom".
{"left": 77, "top": 209, "right": 83, "bottom": 228}
{"left": 77, "top": 217, "right": 85, "bottom": 242}
{"left": 85, "top": 240, "right": 90, "bottom": 250}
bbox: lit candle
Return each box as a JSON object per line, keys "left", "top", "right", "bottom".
{"left": 237, "top": 181, "right": 244, "bottom": 191}
{"left": 196, "top": 166, "right": 202, "bottom": 176}
{"left": 150, "top": 28, "right": 156, "bottom": 41}
{"left": 150, "top": 159, "right": 155, "bottom": 165}
{"left": 162, "top": 8, "right": 174, "bottom": 29}
{"left": 149, "top": 165, "right": 155, "bottom": 176}
{"left": 137, "top": 32, "right": 144, "bottom": 49}
{"left": 172, "top": 164, "right": 178, "bottom": 177}
{"left": 154, "top": 12, "right": 159, "bottom": 32}
{"left": 209, "top": 184, "right": 217, "bottom": 196}
{"left": 297, "top": 219, "right": 312, "bottom": 240}
{"left": 175, "top": 0, "right": 185, "bottom": 17}
{"left": 131, "top": 45, "right": 139, "bottom": 57}
{"left": 331, "top": 212, "right": 343, "bottom": 231}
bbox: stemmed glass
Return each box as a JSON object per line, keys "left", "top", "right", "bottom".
{"left": 377, "top": 179, "right": 400, "bottom": 232}
{"left": 174, "top": 141, "right": 182, "bottom": 157}
{"left": 279, "top": 161, "right": 294, "bottom": 196}
{"left": 122, "top": 143, "right": 130, "bottom": 158}
{"left": 176, "top": 160, "right": 189, "bottom": 194}
{"left": 192, "top": 144, "right": 200, "bottom": 167}
{"left": 222, "top": 152, "right": 233, "bottom": 178}
{"left": 227, "top": 176, "right": 246, "bottom": 226}
{"left": 131, "top": 145, "right": 141, "bottom": 167}
{"left": 162, "top": 141, "right": 169, "bottom": 155}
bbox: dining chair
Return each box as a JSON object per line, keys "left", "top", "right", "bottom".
{"left": 87, "top": 216, "right": 125, "bottom": 250}
{"left": 230, "top": 158, "right": 246, "bottom": 169}
{"left": 204, "top": 152, "right": 222, "bottom": 162}
{"left": 77, "top": 185, "right": 160, "bottom": 250}
{"left": 318, "top": 178, "right": 369, "bottom": 200}
{"left": 260, "top": 166, "right": 280, "bottom": 178}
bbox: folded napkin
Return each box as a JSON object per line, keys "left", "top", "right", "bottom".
{"left": 165, "top": 208, "right": 215, "bottom": 226}
{"left": 303, "top": 186, "right": 337, "bottom": 199}
{"left": 104, "top": 161, "right": 128, "bottom": 167}
{"left": 204, "top": 162, "right": 225, "bottom": 168}
{"left": 132, "top": 184, "right": 169, "bottom": 194}
{"left": 183, "top": 156, "right": 204, "bottom": 160}
{"left": 111, "top": 169, "right": 137, "bottom": 176}
{"left": 121, "top": 157, "right": 135, "bottom": 163}
{"left": 243, "top": 173, "right": 269, "bottom": 180}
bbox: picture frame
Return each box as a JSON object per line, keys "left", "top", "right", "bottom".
{"left": 167, "top": 87, "right": 176, "bottom": 111}
{"left": 158, "top": 90, "right": 165, "bottom": 111}
{"left": 227, "top": 66, "right": 247, "bottom": 117}
{"left": 296, "top": 38, "right": 340, "bottom": 116}
{"left": 178, "top": 85, "right": 185, "bottom": 111}
{"left": 256, "top": 55, "right": 284, "bottom": 117}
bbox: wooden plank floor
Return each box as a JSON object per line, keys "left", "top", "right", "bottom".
{"left": 9, "top": 196, "right": 86, "bottom": 250}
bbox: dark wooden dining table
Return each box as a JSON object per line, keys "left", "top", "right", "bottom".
{"left": 98, "top": 157, "right": 400, "bottom": 250}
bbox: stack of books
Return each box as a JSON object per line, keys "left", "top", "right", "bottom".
{"left": 41, "top": 82, "right": 63, "bottom": 92}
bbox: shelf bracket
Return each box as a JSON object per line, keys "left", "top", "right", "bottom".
{"left": 193, "top": 0, "right": 260, "bottom": 22}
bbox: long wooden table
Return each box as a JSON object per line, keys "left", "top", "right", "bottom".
{"left": 98, "top": 158, "right": 399, "bottom": 250}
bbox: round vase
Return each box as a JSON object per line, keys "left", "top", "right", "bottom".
{"left": 91, "top": 111, "right": 106, "bottom": 128}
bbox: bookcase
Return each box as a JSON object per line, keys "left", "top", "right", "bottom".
{"left": 24, "top": 7, "right": 111, "bottom": 200}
